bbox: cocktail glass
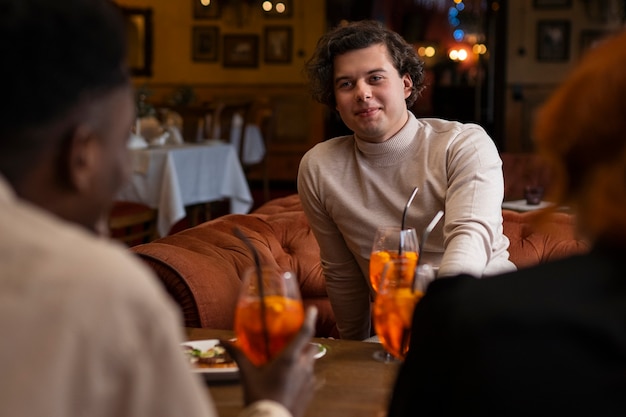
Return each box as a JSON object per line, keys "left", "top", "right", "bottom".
{"left": 370, "top": 226, "right": 419, "bottom": 293}
{"left": 370, "top": 226, "right": 419, "bottom": 362}
{"left": 234, "top": 265, "right": 304, "bottom": 366}
{"left": 373, "top": 260, "right": 433, "bottom": 361}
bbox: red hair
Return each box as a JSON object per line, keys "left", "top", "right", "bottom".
{"left": 533, "top": 29, "right": 626, "bottom": 240}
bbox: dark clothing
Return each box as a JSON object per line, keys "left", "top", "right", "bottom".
{"left": 389, "top": 244, "right": 626, "bottom": 416}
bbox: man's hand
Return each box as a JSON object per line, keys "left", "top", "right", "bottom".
{"left": 222, "top": 306, "right": 318, "bottom": 417}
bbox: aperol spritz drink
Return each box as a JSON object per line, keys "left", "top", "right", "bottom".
{"left": 234, "top": 266, "right": 304, "bottom": 365}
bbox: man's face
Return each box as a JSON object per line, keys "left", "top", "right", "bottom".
{"left": 333, "top": 43, "right": 413, "bottom": 143}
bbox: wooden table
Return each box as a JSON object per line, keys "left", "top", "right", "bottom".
{"left": 185, "top": 328, "right": 400, "bottom": 417}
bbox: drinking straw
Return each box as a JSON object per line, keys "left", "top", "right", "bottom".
{"left": 417, "top": 210, "right": 444, "bottom": 265}
{"left": 412, "top": 210, "right": 444, "bottom": 291}
{"left": 234, "top": 227, "right": 271, "bottom": 361}
{"left": 399, "top": 186, "right": 419, "bottom": 255}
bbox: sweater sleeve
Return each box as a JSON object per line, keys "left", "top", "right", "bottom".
{"left": 298, "top": 150, "right": 372, "bottom": 340}
{"left": 438, "top": 125, "right": 514, "bottom": 277}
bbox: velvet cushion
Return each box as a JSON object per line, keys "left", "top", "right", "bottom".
{"left": 132, "top": 195, "right": 337, "bottom": 337}
{"left": 132, "top": 194, "right": 588, "bottom": 338}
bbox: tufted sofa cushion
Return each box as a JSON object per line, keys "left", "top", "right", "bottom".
{"left": 131, "top": 194, "right": 589, "bottom": 337}
{"left": 502, "top": 209, "right": 588, "bottom": 269}
{"left": 132, "top": 194, "right": 336, "bottom": 337}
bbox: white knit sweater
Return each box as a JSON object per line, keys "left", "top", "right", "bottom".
{"left": 298, "top": 112, "right": 515, "bottom": 340}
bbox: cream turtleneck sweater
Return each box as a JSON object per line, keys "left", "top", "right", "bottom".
{"left": 298, "top": 112, "right": 515, "bottom": 340}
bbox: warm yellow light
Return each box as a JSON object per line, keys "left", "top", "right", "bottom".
{"left": 473, "top": 44, "right": 487, "bottom": 54}
{"left": 275, "top": 2, "right": 286, "bottom": 13}
{"left": 262, "top": 1, "right": 272, "bottom": 11}
{"left": 200, "top": 0, "right": 210, "bottom": 6}
{"left": 454, "top": 0, "right": 462, "bottom": 3}
{"left": 457, "top": 49, "right": 468, "bottom": 61}
{"left": 418, "top": 46, "right": 436, "bottom": 57}
{"left": 449, "top": 50, "right": 459, "bottom": 60}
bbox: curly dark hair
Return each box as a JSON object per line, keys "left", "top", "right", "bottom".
{"left": 305, "top": 20, "right": 425, "bottom": 110}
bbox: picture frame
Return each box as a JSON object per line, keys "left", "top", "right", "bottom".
{"left": 264, "top": 26, "right": 292, "bottom": 64}
{"left": 223, "top": 34, "right": 259, "bottom": 68}
{"left": 192, "top": 26, "right": 219, "bottom": 62}
{"left": 533, "top": 0, "right": 572, "bottom": 9}
{"left": 121, "top": 7, "right": 153, "bottom": 77}
{"left": 263, "top": 0, "right": 293, "bottom": 18}
{"left": 536, "top": 20, "right": 570, "bottom": 62}
{"left": 193, "top": 0, "right": 220, "bottom": 19}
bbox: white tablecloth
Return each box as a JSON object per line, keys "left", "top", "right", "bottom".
{"left": 502, "top": 199, "right": 555, "bottom": 212}
{"left": 118, "top": 142, "right": 253, "bottom": 236}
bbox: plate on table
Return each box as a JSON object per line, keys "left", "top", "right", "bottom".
{"left": 228, "top": 338, "right": 328, "bottom": 360}
{"left": 181, "top": 339, "right": 240, "bottom": 382}
{"left": 311, "top": 342, "right": 327, "bottom": 359}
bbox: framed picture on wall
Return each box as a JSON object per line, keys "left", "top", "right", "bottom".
{"left": 264, "top": 26, "right": 292, "bottom": 64}
{"left": 533, "top": 0, "right": 572, "bottom": 9}
{"left": 536, "top": 20, "right": 570, "bottom": 62}
{"left": 121, "top": 7, "right": 153, "bottom": 77}
{"left": 193, "top": 0, "right": 220, "bottom": 19}
{"left": 192, "top": 26, "right": 219, "bottom": 62}
{"left": 223, "top": 34, "right": 259, "bottom": 68}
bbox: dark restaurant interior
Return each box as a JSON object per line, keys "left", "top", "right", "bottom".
{"left": 112, "top": 0, "right": 626, "bottom": 238}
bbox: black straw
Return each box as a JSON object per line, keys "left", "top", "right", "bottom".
{"left": 234, "top": 227, "right": 271, "bottom": 361}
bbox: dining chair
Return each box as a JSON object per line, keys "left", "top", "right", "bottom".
{"left": 217, "top": 100, "right": 271, "bottom": 203}
{"left": 166, "top": 104, "right": 215, "bottom": 142}
{"left": 108, "top": 201, "right": 158, "bottom": 246}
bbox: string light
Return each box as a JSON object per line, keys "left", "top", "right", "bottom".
{"left": 448, "top": 48, "right": 468, "bottom": 61}
{"left": 274, "top": 2, "right": 286, "bottom": 13}
{"left": 417, "top": 46, "right": 437, "bottom": 57}
{"left": 261, "top": 0, "right": 287, "bottom": 14}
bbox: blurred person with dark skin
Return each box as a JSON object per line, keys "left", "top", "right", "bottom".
{"left": 0, "top": 1, "right": 316, "bottom": 416}
{"left": 389, "top": 30, "right": 626, "bottom": 416}
{"left": 298, "top": 20, "right": 514, "bottom": 340}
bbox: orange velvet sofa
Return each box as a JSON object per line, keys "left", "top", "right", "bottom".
{"left": 131, "top": 194, "right": 589, "bottom": 338}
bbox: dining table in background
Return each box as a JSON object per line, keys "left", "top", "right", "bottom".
{"left": 118, "top": 141, "right": 253, "bottom": 237}
{"left": 185, "top": 327, "right": 400, "bottom": 417}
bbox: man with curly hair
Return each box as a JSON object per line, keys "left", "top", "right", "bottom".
{"left": 298, "top": 20, "right": 514, "bottom": 340}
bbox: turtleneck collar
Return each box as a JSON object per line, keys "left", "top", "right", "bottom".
{"left": 353, "top": 111, "right": 419, "bottom": 167}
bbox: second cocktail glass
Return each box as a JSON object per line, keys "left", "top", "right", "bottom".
{"left": 373, "top": 259, "right": 429, "bottom": 361}
{"left": 369, "top": 226, "right": 419, "bottom": 362}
